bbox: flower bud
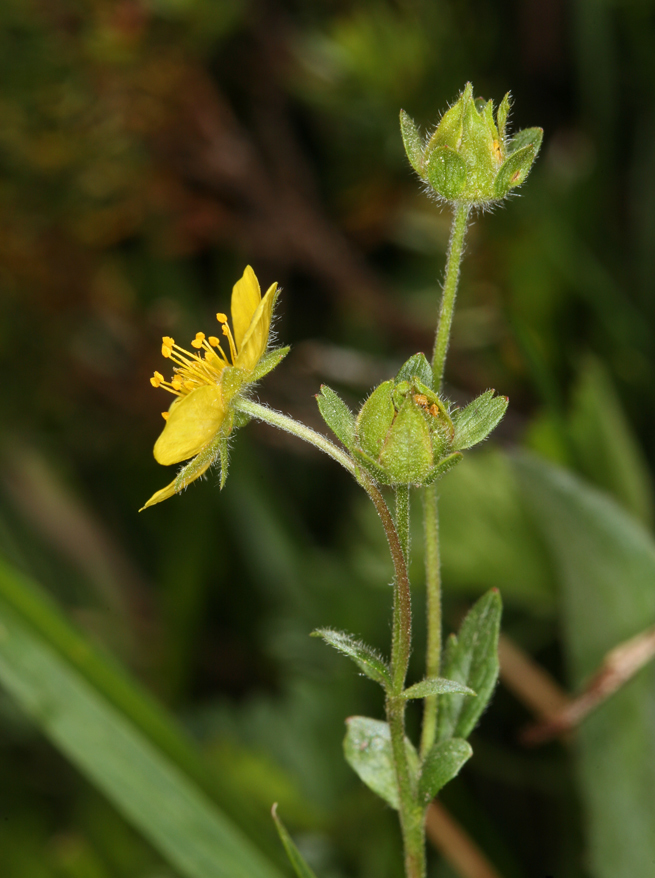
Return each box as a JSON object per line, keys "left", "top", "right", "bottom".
{"left": 400, "top": 83, "right": 542, "bottom": 207}
{"left": 353, "top": 355, "right": 462, "bottom": 487}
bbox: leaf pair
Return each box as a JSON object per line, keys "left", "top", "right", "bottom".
{"left": 343, "top": 716, "right": 472, "bottom": 808}
{"left": 312, "top": 628, "right": 475, "bottom": 701}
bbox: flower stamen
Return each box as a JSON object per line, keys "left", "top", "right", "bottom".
{"left": 217, "top": 313, "right": 238, "bottom": 363}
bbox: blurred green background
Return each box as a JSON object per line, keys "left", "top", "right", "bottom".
{"left": 1, "top": 1, "right": 655, "bottom": 877}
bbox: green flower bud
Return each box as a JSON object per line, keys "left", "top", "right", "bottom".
{"left": 400, "top": 83, "right": 542, "bottom": 208}
{"left": 353, "top": 356, "right": 462, "bottom": 486}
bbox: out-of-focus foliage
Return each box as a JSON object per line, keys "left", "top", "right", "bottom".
{"left": 1, "top": 1, "right": 655, "bottom": 877}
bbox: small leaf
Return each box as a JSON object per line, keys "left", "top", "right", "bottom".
{"left": 399, "top": 110, "right": 425, "bottom": 177}
{"left": 403, "top": 677, "right": 475, "bottom": 700}
{"left": 437, "top": 589, "right": 502, "bottom": 741}
{"left": 452, "top": 390, "right": 508, "bottom": 450}
{"left": 343, "top": 717, "right": 419, "bottom": 810}
{"left": 494, "top": 144, "right": 537, "bottom": 197}
{"left": 418, "top": 738, "right": 472, "bottom": 803}
{"left": 395, "top": 353, "right": 433, "bottom": 390}
{"left": 271, "top": 805, "right": 318, "bottom": 878}
{"left": 316, "top": 386, "right": 356, "bottom": 450}
{"left": 312, "top": 629, "right": 391, "bottom": 689}
{"left": 425, "top": 145, "right": 467, "bottom": 200}
{"left": 249, "top": 347, "right": 290, "bottom": 383}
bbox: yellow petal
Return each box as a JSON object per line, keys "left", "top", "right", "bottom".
{"left": 139, "top": 459, "right": 212, "bottom": 511}
{"left": 235, "top": 281, "right": 278, "bottom": 372}
{"left": 231, "top": 265, "right": 261, "bottom": 351}
{"left": 153, "top": 384, "right": 225, "bottom": 465}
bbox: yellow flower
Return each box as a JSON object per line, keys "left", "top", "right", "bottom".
{"left": 140, "top": 266, "right": 284, "bottom": 510}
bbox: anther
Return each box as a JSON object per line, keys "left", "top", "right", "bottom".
{"left": 208, "top": 336, "right": 220, "bottom": 347}
{"left": 216, "top": 313, "right": 228, "bottom": 323}
{"left": 161, "top": 412, "right": 169, "bottom": 420}
{"left": 150, "top": 371, "right": 164, "bottom": 388}
{"left": 191, "top": 332, "right": 205, "bottom": 349}
{"left": 161, "top": 343, "right": 172, "bottom": 358}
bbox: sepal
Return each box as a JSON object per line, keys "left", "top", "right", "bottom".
{"left": 249, "top": 346, "right": 290, "bottom": 383}
{"left": 494, "top": 144, "right": 538, "bottom": 198}
{"left": 422, "top": 451, "right": 463, "bottom": 485}
{"left": 395, "top": 352, "right": 434, "bottom": 389}
{"left": 316, "top": 385, "right": 356, "bottom": 450}
{"left": 399, "top": 110, "right": 426, "bottom": 178}
{"left": 451, "top": 390, "right": 508, "bottom": 450}
{"left": 425, "top": 146, "right": 467, "bottom": 201}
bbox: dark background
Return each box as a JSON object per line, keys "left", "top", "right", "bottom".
{"left": 1, "top": 1, "right": 655, "bottom": 876}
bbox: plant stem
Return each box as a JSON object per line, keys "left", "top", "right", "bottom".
{"left": 236, "top": 398, "right": 423, "bottom": 875}
{"left": 395, "top": 486, "right": 411, "bottom": 563}
{"left": 422, "top": 204, "right": 470, "bottom": 759}
{"left": 387, "top": 695, "right": 426, "bottom": 878}
{"left": 420, "top": 484, "right": 442, "bottom": 756}
{"left": 432, "top": 203, "right": 470, "bottom": 392}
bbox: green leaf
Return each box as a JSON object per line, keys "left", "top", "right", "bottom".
{"left": 0, "top": 556, "right": 284, "bottom": 878}
{"left": 451, "top": 390, "right": 508, "bottom": 450}
{"left": 514, "top": 454, "right": 655, "bottom": 878}
{"left": 395, "top": 353, "right": 434, "bottom": 390}
{"left": 418, "top": 738, "right": 472, "bottom": 803}
{"left": 311, "top": 628, "right": 391, "bottom": 689}
{"left": 403, "top": 677, "right": 475, "bottom": 700}
{"left": 316, "top": 385, "right": 356, "bottom": 450}
{"left": 425, "top": 145, "right": 467, "bottom": 201}
{"left": 343, "top": 716, "right": 418, "bottom": 810}
{"left": 399, "top": 110, "right": 425, "bottom": 177}
{"left": 249, "top": 347, "right": 290, "bottom": 383}
{"left": 271, "top": 805, "right": 318, "bottom": 878}
{"left": 437, "top": 589, "right": 502, "bottom": 741}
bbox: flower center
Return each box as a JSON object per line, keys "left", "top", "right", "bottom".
{"left": 150, "top": 314, "right": 241, "bottom": 418}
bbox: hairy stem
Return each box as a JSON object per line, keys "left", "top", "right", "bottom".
{"left": 432, "top": 203, "right": 470, "bottom": 392}
{"left": 420, "top": 483, "right": 441, "bottom": 756}
{"left": 387, "top": 695, "right": 426, "bottom": 878}
{"left": 422, "top": 204, "right": 470, "bottom": 759}
{"left": 395, "top": 485, "right": 411, "bottom": 563}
